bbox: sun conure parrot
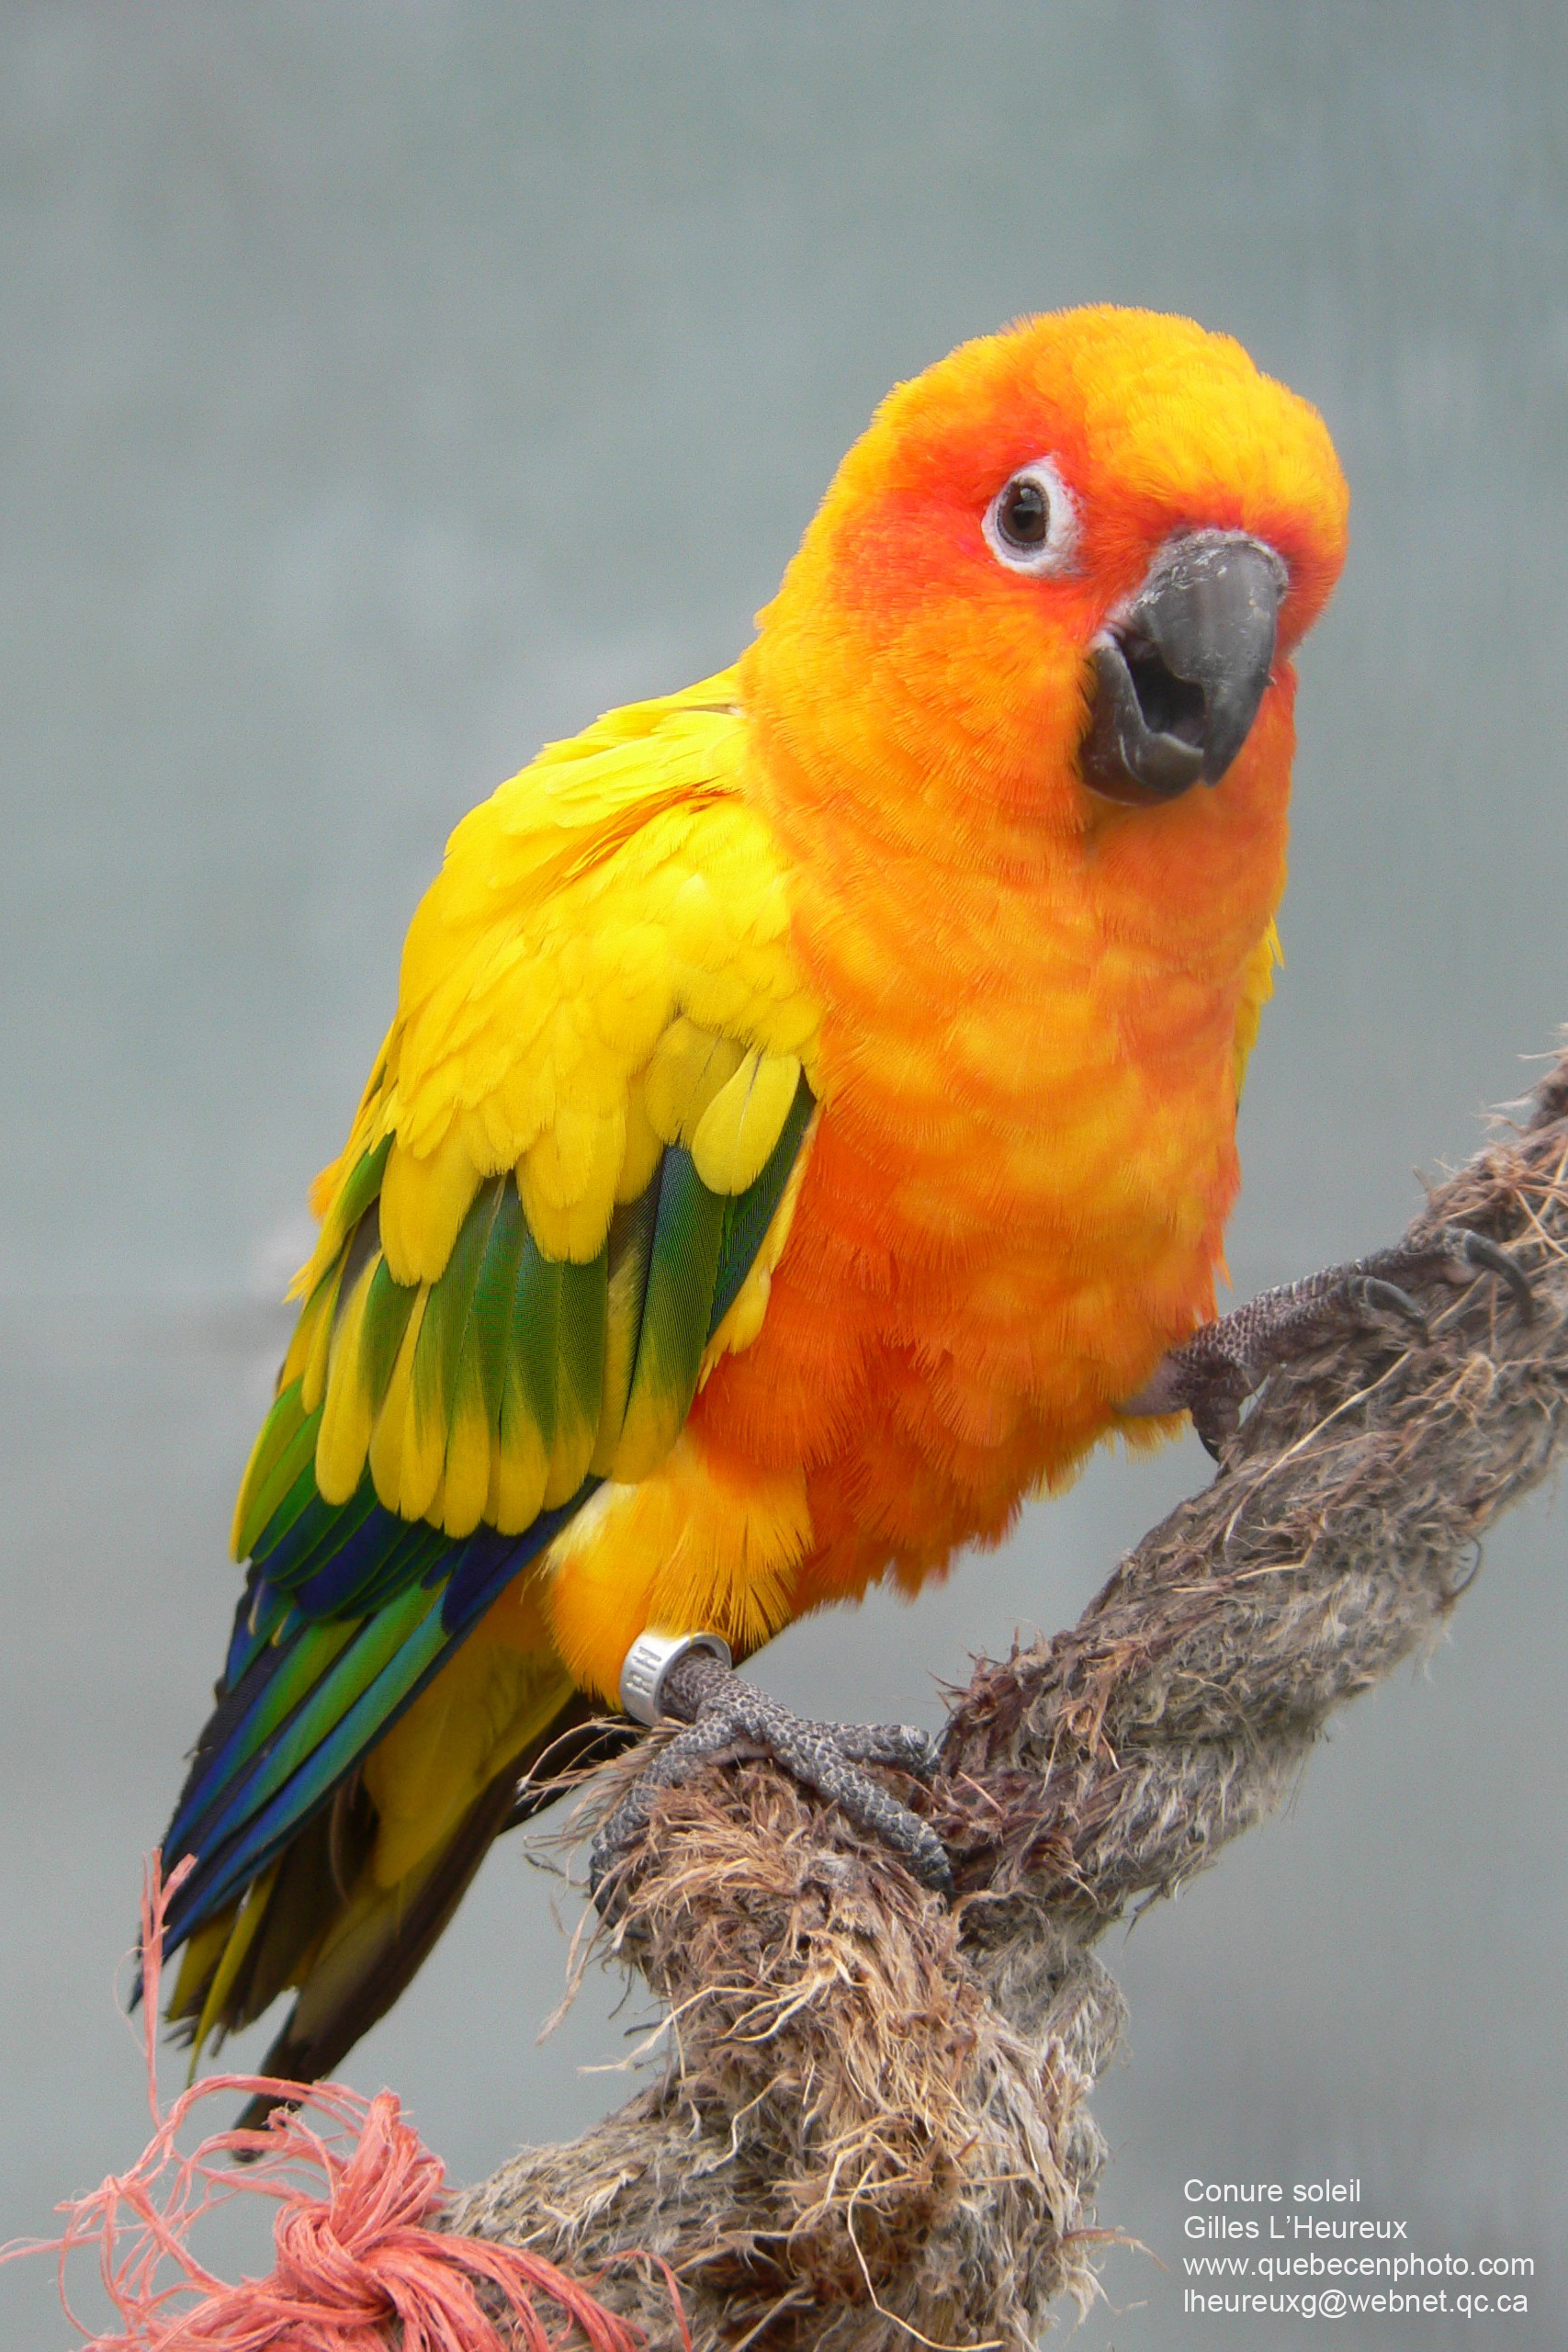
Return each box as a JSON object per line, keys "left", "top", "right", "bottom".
{"left": 153, "top": 304, "right": 1349, "bottom": 2095}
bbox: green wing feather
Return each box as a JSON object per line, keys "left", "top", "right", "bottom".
{"left": 159, "top": 1071, "right": 815, "bottom": 1964}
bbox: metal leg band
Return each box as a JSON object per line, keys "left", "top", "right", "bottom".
{"left": 618, "top": 1629, "right": 734, "bottom": 1726}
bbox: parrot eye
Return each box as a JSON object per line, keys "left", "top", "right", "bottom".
{"left": 983, "top": 458, "right": 1078, "bottom": 576}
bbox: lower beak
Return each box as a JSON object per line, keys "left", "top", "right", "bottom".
{"left": 1079, "top": 531, "right": 1287, "bottom": 806}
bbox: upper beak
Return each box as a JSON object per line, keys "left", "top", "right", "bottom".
{"left": 1079, "top": 530, "right": 1287, "bottom": 805}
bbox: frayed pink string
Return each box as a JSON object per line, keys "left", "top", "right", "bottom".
{"left": 2, "top": 1855, "right": 687, "bottom": 2352}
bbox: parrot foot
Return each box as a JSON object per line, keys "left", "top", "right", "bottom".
{"left": 588, "top": 1647, "right": 952, "bottom": 1909}
{"left": 1123, "top": 1224, "right": 1535, "bottom": 1460}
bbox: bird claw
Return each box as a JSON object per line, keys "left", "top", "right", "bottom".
{"left": 1123, "top": 1222, "right": 1534, "bottom": 1461}
{"left": 1360, "top": 1225, "right": 1537, "bottom": 1330}
{"left": 588, "top": 1653, "right": 952, "bottom": 1913}
{"left": 1441, "top": 1227, "right": 1537, "bottom": 1319}
{"left": 1349, "top": 1274, "right": 1429, "bottom": 1340}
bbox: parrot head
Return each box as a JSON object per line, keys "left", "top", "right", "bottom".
{"left": 742, "top": 306, "right": 1348, "bottom": 856}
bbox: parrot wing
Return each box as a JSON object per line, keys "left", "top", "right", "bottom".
{"left": 157, "top": 668, "right": 819, "bottom": 2008}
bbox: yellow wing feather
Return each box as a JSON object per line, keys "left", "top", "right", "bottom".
{"left": 275, "top": 668, "right": 821, "bottom": 1535}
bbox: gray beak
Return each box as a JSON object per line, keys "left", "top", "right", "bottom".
{"left": 1079, "top": 531, "right": 1287, "bottom": 805}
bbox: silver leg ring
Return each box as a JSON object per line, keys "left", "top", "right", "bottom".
{"left": 618, "top": 1629, "right": 734, "bottom": 1726}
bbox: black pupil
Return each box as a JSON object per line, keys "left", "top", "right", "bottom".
{"left": 1001, "top": 478, "right": 1049, "bottom": 547}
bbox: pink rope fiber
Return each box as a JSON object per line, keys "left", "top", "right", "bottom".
{"left": 3, "top": 1855, "right": 685, "bottom": 2352}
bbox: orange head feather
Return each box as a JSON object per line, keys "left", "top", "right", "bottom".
{"left": 741, "top": 305, "right": 1348, "bottom": 864}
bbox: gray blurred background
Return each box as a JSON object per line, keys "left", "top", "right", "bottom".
{"left": 3, "top": 5, "right": 1565, "bottom": 2346}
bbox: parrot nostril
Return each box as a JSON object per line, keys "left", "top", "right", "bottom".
{"left": 1119, "top": 634, "right": 1208, "bottom": 751}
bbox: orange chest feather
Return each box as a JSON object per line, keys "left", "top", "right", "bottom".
{"left": 696, "top": 763, "right": 1287, "bottom": 1603}
{"left": 698, "top": 1003, "right": 1237, "bottom": 1596}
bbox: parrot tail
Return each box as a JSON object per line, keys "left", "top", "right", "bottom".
{"left": 165, "top": 1677, "right": 619, "bottom": 2128}
{"left": 233, "top": 1760, "right": 528, "bottom": 2133}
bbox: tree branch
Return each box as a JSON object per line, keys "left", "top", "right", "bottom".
{"left": 446, "top": 1050, "right": 1568, "bottom": 2352}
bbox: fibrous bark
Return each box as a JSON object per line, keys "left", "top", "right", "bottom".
{"left": 446, "top": 1054, "right": 1568, "bottom": 2352}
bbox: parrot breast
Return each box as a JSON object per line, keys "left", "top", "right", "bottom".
{"left": 694, "top": 664, "right": 1298, "bottom": 1611}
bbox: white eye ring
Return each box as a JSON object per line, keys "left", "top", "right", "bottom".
{"left": 982, "top": 458, "right": 1078, "bottom": 576}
